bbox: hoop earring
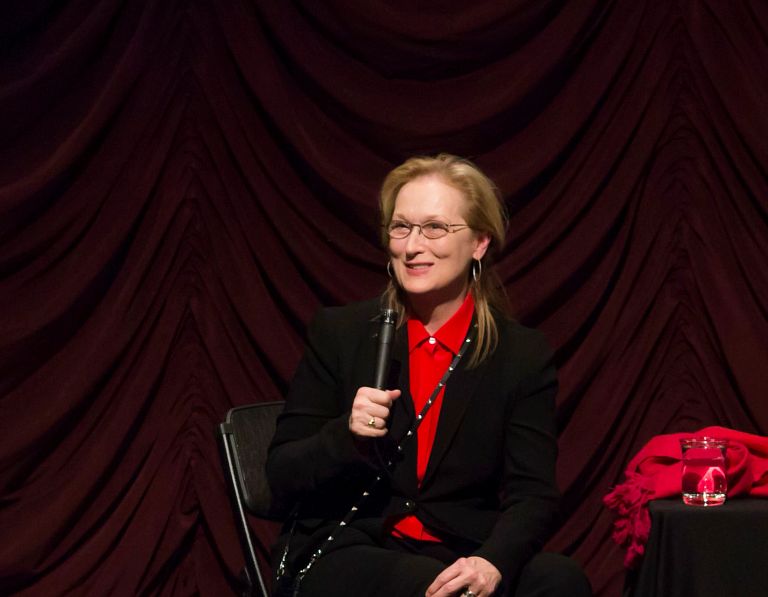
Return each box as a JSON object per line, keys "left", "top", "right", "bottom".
{"left": 471, "top": 259, "right": 482, "bottom": 283}
{"left": 387, "top": 261, "right": 393, "bottom": 278}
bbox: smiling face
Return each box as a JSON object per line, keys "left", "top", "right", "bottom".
{"left": 389, "top": 175, "right": 490, "bottom": 322}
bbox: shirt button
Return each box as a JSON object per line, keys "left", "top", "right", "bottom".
{"left": 428, "top": 337, "right": 436, "bottom": 345}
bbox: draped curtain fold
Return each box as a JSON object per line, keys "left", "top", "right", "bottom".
{"left": 1, "top": 1, "right": 766, "bottom": 595}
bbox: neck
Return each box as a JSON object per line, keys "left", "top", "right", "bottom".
{"left": 408, "top": 288, "right": 468, "bottom": 335}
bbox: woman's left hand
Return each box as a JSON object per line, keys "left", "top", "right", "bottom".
{"left": 425, "top": 556, "right": 501, "bottom": 597}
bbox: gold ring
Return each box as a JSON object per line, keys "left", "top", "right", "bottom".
{"left": 367, "top": 417, "right": 376, "bottom": 428}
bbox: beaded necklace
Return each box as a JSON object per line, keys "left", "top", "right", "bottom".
{"left": 283, "top": 324, "right": 477, "bottom": 595}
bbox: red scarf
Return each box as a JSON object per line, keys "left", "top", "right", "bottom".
{"left": 603, "top": 426, "right": 768, "bottom": 568}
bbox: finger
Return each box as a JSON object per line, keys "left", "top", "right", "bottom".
{"left": 351, "top": 412, "right": 389, "bottom": 436}
{"left": 385, "top": 389, "right": 401, "bottom": 405}
{"left": 437, "top": 577, "right": 473, "bottom": 597}
{"left": 351, "top": 422, "right": 387, "bottom": 438}
{"left": 425, "top": 563, "right": 463, "bottom": 596}
{"left": 348, "top": 387, "right": 402, "bottom": 437}
{"left": 355, "top": 398, "right": 395, "bottom": 421}
{"left": 352, "top": 390, "right": 392, "bottom": 412}
{"left": 379, "top": 389, "right": 401, "bottom": 410}
{"left": 360, "top": 412, "right": 388, "bottom": 429}
{"left": 364, "top": 387, "right": 400, "bottom": 406}
{"left": 365, "top": 404, "right": 391, "bottom": 419}
{"left": 428, "top": 559, "right": 486, "bottom": 597}
{"left": 371, "top": 389, "right": 401, "bottom": 415}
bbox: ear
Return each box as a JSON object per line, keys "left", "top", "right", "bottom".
{"left": 472, "top": 233, "right": 491, "bottom": 261}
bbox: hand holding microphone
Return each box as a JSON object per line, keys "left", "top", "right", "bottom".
{"left": 349, "top": 309, "right": 399, "bottom": 438}
{"left": 348, "top": 387, "right": 400, "bottom": 437}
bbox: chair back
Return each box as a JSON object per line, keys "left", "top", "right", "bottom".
{"left": 218, "top": 401, "right": 285, "bottom": 597}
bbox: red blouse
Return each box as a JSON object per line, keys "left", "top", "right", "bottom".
{"left": 392, "top": 293, "right": 475, "bottom": 542}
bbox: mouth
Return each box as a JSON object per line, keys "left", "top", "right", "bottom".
{"left": 403, "top": 262, "right": 433, "bottom": 275}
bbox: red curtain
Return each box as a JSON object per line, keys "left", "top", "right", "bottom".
{"left": 1, "top": 1, "right": 766, "bottom": 595}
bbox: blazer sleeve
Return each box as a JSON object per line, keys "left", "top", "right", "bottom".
{"left": 472, "top": 328, "right": 561, "bottom": 584}
{"left": 266, "top": 307, "right": 376, "bottom": 502}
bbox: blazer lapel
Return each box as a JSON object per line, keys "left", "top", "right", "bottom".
{"left": 375, "top": 325, "right": 418, "bottom": 492}
{"left": 421, "top": 356, "right": 483, "bottom": 488}
{"left": 390, "top": 325, "right": 414, "bottom": 423}
{"left": 394, "top": 327, "right": 419, "bottom": 483}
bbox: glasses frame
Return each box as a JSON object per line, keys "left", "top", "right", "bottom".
{"left": 385, "top": 220, "right": 472, "bottom": 240}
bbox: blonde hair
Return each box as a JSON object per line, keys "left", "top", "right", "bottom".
{"left": 379, "top": 154, "right": 511, "bottom": 367}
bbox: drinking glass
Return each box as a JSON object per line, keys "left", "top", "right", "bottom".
{"left": 680, "top": 437, "right": 728, "bottom": 506}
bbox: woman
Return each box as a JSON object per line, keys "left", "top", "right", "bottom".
{"left": 266, "top": 155, "right": 591, "bottom": 597}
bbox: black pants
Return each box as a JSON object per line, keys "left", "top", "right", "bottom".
{"left": 295, "top": 533, "right": 592, "bottom": 597}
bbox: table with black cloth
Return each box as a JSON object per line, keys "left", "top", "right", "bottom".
{"left": 626, "top": 498, "right": 768, "bottom": 597}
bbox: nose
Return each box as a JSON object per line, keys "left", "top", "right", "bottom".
{"left": 404, "top": 225, "right": 427, "bottom": 254}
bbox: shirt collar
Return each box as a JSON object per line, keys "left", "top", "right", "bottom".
{"left": 407, "top": 293, "right": 475, "bottom": 355}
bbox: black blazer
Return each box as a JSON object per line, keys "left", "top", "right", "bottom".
{"left": 266, "top": 298, "right": 560, "bottom": 584}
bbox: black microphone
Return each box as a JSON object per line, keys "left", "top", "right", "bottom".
{"left": 373, "top": 309, "right": 396, "bottom": 390}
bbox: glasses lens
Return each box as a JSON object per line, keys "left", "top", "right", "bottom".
{"left": 421, "top": 221, "right": 450, "bottom": 239}
{"left": 388, "top": 221, "right": 412, "bottom": 238}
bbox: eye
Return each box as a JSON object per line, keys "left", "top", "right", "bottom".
{"left": 387, "top": 221, "right": 413, "bottom": 238}
{"left": 423, "top": 221, "right": 450, "bottom": 233}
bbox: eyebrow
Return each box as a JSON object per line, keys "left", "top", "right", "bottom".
{"left": 391, "top": 214, "right": 449, "bottom": 221}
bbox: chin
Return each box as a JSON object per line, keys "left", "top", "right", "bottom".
{"left": 398, "top": 279, "right": 438, "bottom": 296}
{"left": 400, "top": 281, "right": 465, "bottom": 306}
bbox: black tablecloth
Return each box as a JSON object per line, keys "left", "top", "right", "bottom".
{"left": 628, "top": 498, "right": 768, "bottom": 597}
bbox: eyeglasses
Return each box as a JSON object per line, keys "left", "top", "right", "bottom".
{"left": 385, "top": 220, "right": 471, "bottom": 240}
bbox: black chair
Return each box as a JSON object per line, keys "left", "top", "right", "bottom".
{"left": 218, "top": 401, "right": 285, "bottom": 597}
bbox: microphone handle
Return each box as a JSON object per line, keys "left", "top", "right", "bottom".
{"left": 373, "top": 309, "right": 396, "bottom": 390}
